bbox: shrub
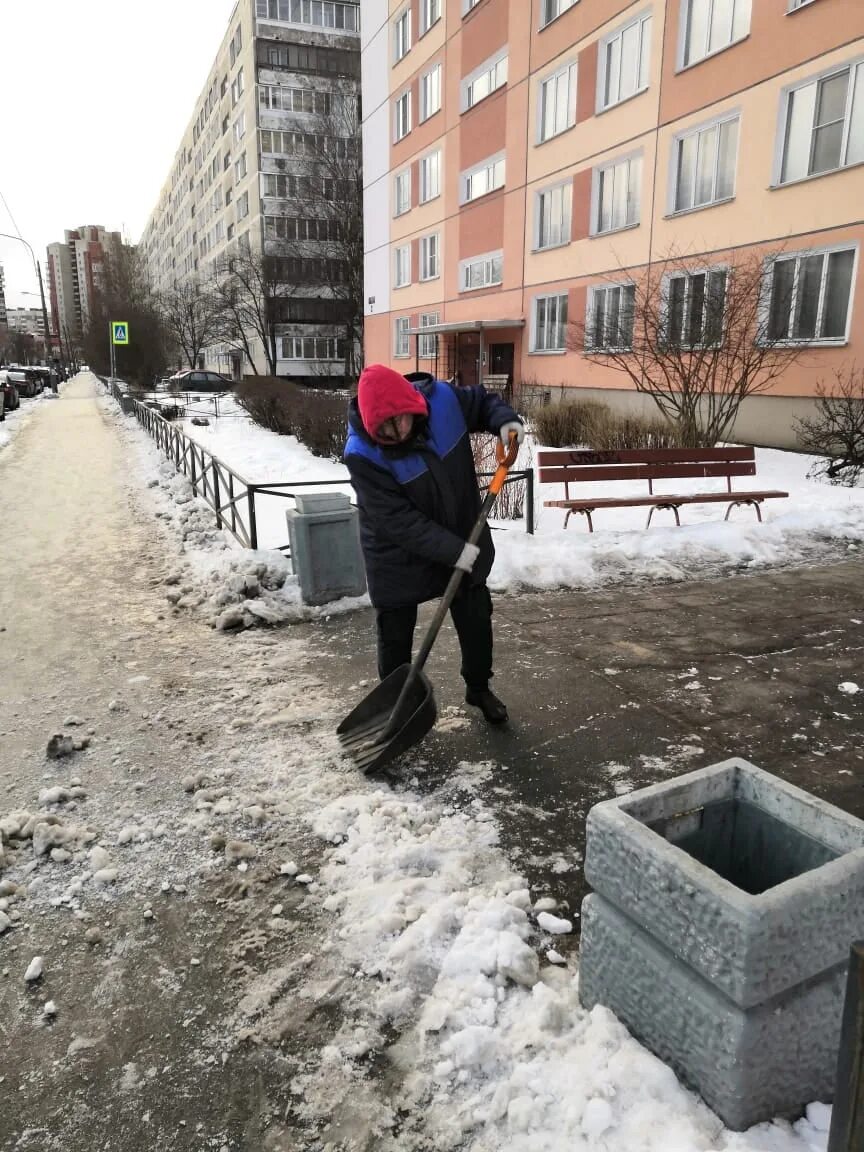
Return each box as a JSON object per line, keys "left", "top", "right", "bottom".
{"left": 795, "top": 364, "right": 864, "bottom": 487}
{"left": 531, "top": 396, "right": 684, "bottom": 450}
{"left": 235, "top": 378, "right": 348, "bottom": 460}
{"left": 531, "top": 400, "right": 608, "bottom": 448}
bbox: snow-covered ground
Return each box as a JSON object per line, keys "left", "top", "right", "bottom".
{"left": 0, "top": 384, "right": 64, "bottom": 454}
{"left": 79, "top": 384, "right": 843, "bottom": 1150}
{"left": 174, "top": 398, "right": 864, "bottom": 600}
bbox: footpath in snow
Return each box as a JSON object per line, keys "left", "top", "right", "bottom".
{"left": 82, "top": 379, "right": 846, "bottom": 1151}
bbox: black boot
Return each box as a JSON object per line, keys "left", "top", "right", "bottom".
{"left": 465, "top": 688, "right": 508, "bottom": 725}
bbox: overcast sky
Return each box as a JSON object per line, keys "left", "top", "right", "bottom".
{"left": 0, "top": 0, "right": 239, "bottom": 309}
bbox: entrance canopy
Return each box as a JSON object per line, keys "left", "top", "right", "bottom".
{"left": 405, "top": 318, "right": 524, "bottom": 336}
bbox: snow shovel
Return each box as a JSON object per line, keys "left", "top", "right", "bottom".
{"left": 337, "top": 432, "right": 521, "bottom": 775}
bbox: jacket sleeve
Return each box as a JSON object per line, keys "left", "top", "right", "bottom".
{"left": 451, "top": 382, "right": 522, "bottom": 436}
{"left": 345, "top": 453, "right": 466, "bottom": 567}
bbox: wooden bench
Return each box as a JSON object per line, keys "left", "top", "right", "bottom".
{"left": 537, "top": 447, "right": 789, "bottom": 532}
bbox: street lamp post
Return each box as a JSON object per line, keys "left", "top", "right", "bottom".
{"left": 0, "top": 232, "right": 53, "bottom": 365}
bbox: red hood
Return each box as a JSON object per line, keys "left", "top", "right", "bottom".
{"left": 357, "top": 364, "right": 428, "bottom": 441}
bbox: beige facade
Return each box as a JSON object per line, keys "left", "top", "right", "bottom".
{"left": 361, "top": 0, "right": 864, "bottom": 444}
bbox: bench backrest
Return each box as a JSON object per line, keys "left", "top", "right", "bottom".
{"left": 536, "top": 446, "right": 757, "bottom": 486}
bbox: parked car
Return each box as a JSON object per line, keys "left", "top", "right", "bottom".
{"left": 7, "top": 367, "right": 41, "bottom": 398}
{"left": 0, "top": 370, "right": 21, "bottom": 417}
{"left": 167, "top": 369, "right": 234, "bottom": 393}
{"left": 31, "top": 366, "right": 58, "bottom": 392}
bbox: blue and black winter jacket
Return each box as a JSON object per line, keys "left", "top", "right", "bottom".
{"left": 344, "top": 373, "right": 520, "bottom": 609}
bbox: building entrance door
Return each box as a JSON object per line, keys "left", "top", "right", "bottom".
{"left": 489, "top": 342, "right": 514, "bottom": 379}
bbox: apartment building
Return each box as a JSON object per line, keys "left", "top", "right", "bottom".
{"left": 0, "top": 263, "right": 7, "bottom": 329}
{"left": 46, "top": 225, "right": 122, "bottom": 348}
{"left": 140, "top": 0, "right": 361, "bottom": 382}
{"left": 361, "top": 0, "right": 864, "bottom": 444}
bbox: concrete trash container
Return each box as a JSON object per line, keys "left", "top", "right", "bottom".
{"left": 579, "top": 757, "right": 864, "bottom": 1130}
{"left": 286, "top": 492, "right": 366, "bottom": 607}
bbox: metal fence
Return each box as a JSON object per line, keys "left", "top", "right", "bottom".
{"left": 109, "top": 380, "right": 535, "bottom": 553}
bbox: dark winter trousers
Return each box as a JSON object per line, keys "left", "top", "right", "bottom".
{"left": 375, "top": 582, "right": 494, "bottom": 692}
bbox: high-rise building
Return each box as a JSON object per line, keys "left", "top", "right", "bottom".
{"left": 0, "top": 262, "right": 7, "bottom": 330}
{"left": 46, "top": 225, "right": 122, "bottom": 347}
{"left": 6, "top": 307, "right": 47, "bottom": 339}
{"left": 140, "top": 0, "right": 361, "bottom": 382}
{"left": 361, "top": 0, "right": 864, "bottom": 444}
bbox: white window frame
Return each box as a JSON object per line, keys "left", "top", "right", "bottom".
{"left": 233, "top": 111, "right": 246, "bottom": 143}
{"left": 531, "top": 293, "right": 569, "bottom": 353}
{"left": 459, "top": 250, "right": 503, "bottom": 292}
{"left": 463, "top": 0, "right": 482, "bottom": 12}
{"left": 762, "top": 243, "right": 858, "bottom": 346}
{"left": 394, "top": 244, "right": 411, "bottom": 289}
{"left": 394, "top": 169, "right": 411, "bottom": 216}
{"left": 420, "top": 233, "right": 440, "bottom": 281}
{"left": 774, "top": 57, "right": 864, "bottom": 187}
{"left": 537, "top": 61, "right": 578, "bottom": 143}
{"left": 591, "top": 152, "right": 642, "bottom": 235}
{"left": 534, "top": 180, "right": 573, "bottom": 251}
{"left": 235, "top": 152, "right": 248, "bottom": 182}
{"left": 597, "top": 11, "right": 652, "bottom": 113}
{"left": 393, "top": 6, "right": 411, "bottom": 63}
{"left": 586, "top": 283, "right": 637, "bottom": 351}
{"left": 394, "top": 89, "right": 411, "bottom": 142}
{"left": 461, "top": 50, "right": 509, "bottom": 112}
{"left": 540, "top": 0, "right": 578, "bottom": 30}
{"left": 419, "top": 0, "right": 441, "bottom": 36}
{"left": 669, "top": 111, "right": 740, "bottom": 214}
{"left": 394, "top": 316, "right": 410, "bottom": 358}
{"left": 419, "top": 150, "right": 441, "bottom": 203}
{"left": 787, "top": 0, "right": 817, "bottom": 9}
{"left": 418, "top": 312, "right": 440, "bottom": 358}
{"left": 420, "top": 63, "right": 442, "bottom": 122}
{"left": 460, "top": 153, "right": 506, "bottom": 204}
{"left": 662, "top": 265, "right": 729, "bottom": 348}
{"left": 679, "top": 0, "right": 752, "bottom": 70}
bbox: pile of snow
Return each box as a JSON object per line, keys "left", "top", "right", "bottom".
{"left": 0, "top": 388, "right": 59, "bottom": 454}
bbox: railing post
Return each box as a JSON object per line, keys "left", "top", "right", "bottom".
{"left": 212, "top": 461, "right": 222, "bottom": 529}
{"left": 190, "top": 445, "right": 197, "bottom": 494}
{"left": 526, "top": 468, "right": 535, "bottom": 536}
{"left": 248, "top": 485, "right": 258, "bottom": 551}
{"left": 828, "top": 941, "right": 864, "bottom": 1152}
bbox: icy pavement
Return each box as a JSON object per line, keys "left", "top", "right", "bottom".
{"left": 0, "top": 376, "right": 840, "bottom": 1150}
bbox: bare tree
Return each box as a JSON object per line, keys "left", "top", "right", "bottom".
{"left": 795, "top": 363, "right": 864, "bottom": 486}
{"left": 569, "top": 247, "right": 809, "bottom": 447}
{"left": 262, "top": 80, "right": 363, "bottom": 383}
{"left": 158, "top": 277, "right": 222, "bottom": 371}
{"left": 213, "top": 245, "right": 285, "bottom": 376}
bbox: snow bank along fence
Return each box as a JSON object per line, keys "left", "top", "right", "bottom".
{"left": 580, "top": 758, "right": 864, "bottom": 1135}
{"left": 114, "top": 385, "right": 535, "bottom": 552}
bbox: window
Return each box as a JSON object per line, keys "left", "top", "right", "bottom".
{"left": 682, "top": 0, "right": 751, "bottom": 68}
{"left": 536, "top": 181, "right": 573, "bottom": 249}
{"left": 541, "top": 0, "right": 577, "bottom": 28}
{"left": 766, "top": 247, "right": 856, "bottom": 343}
{"left": 222, "top": 115, "right": 230, "bottom": 135}
{"left": 665, "top": 269, "right": 727, "bottom": 347}
{"left": 779, "top": 62, "right": 864, "bottom": 185}
{"left": 419, "top": 151, "right": 441, "bottom": 202}
{"left": 420, "top": 64, "right": 442, "bottom": 121}
{"left": 788, "top": 0, "right": 817, "bottom": 8}
{"left": 587, "top": 284, "right": 636, "bottom": 350}
{"left": 419, "top": 0, "right": 441, "bottom": 35}
{"left": 463, "top": 0, "right": 482, "bottom": 11}
{"left": 235, "top": 152, "right": 248, "bottom": 182}
{"left": 231, "top": 68, "right": 245, "bottom": 106}
{"left": 394, "top": 244, "right": 411, "bottom": 288}
{"left": 594, "top": 154, "right": 642, "bottom": 233}
{"left": 394, "top": 90, "right": 411, "bottom": 141}
{"left": 462, "top": 52, "right": 508, "bottom": 111}
{"left": 256, "top": 0, "right": 360, "bottom": 32}
{"left": 259, "top": 84, "right": 331, "bottom": 114}
{"left": 460, "top": 251, "right": 503, "bottom": 291}
{"left": 394, "top": 6, "right": 411, "bottom": 62}
{"left": 236, "top": 190, "right": 249, "bottom": 220}
{"left": 462, "top": 154, "right": 505, "bottom": 202}
{"left": 394, "top": 169, "right": 411, "bottom": 215}
{"left": 224, "top": 152, "right": 232, "bottom": 170}
{"left": 673, "top": 115, "right": 738, "bottom": 211}
{"left": 394, "top": 316, "right": 410, "bottom": 357}
{"left": 599, "top": 13, "right": 652, "bottom": 111}
{"left": 539, "top": 63, "right": 577, "bottom": 142}
{"left": 281, "top": 336, "right": 346, "bottom": 361}
{"left": 418, "top": 313, "right": 439, "bottom": 358}
{"left": 233, "top": 112, "right": 246, "bottom": 143}
{"left": 265, "top": 216, "right": 340, "bottom": 241}
{"left": 420, "top": 234, "right": 440, "bottom": 280}
{"left": 532, "top": 293, "right": 568, "bottom": 351}
{"left": 227, "top": 223, "right": 235, "bottom": 241}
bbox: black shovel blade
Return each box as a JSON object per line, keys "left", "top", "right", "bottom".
{"left": 337, "top": 664, "right": 437, "bottom": 774}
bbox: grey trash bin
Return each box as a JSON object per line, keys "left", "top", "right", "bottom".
{"left": 286, "top": 492, "right": 366, "bottom": 606}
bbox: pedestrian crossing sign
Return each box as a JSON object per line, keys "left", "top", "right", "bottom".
{"left": 112, "top": 322, "right": 129, "bottom": 345}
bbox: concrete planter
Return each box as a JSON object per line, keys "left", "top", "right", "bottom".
{"left": 579, "top": 757, "right": 864, "bottom": 1130}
